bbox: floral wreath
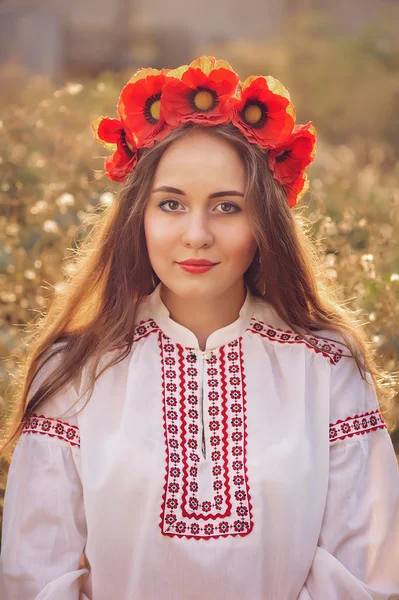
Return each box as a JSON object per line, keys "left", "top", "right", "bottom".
{"left": 92, "top": 56, "right": 316, "bottom": 208}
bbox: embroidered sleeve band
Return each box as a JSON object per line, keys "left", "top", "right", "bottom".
{"left": 329, "top": 409, "right": 387, "bottom": 442}
{"left": 22, "top": 414, "right": 81, "bottom": 447}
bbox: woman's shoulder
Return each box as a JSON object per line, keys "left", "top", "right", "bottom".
{"left": 22, "top": 342, "right": 82, "bottom": 448}
{"left": 251, "top": 301, "right": 381, "bottom": 428}
{"left": 250, "top": 297, "right": 348, "bottom": 365}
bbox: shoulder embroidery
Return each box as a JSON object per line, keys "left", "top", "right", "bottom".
{"left": 158, "top": 333, "right": 254, "bottom": 540}
{"left": 133, "top": 318, "right": 160, "bottom": 342}
{"left": 329, "top": 409, "right": 387, "bottom": 443}
{"left": 22, "top": 414, "right": 81, "bottom": 448}
{"left": 247, "top": 318, "right": 343, "bottom": 365}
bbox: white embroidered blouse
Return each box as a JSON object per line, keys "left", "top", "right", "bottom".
{"left": 1, "top": 283, "right": 399, "bottom": 600}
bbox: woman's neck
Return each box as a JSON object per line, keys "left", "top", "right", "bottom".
{"left": 159, "top": 280, "right": 247, "bottom": 351}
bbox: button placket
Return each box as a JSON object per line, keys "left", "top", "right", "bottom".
{"left": 195, "top": 349, "right": 214, "bottom": 461}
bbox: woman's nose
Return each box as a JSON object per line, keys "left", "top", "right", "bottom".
{"left": 181, "top": 211, "right": 214, "bottom": 247}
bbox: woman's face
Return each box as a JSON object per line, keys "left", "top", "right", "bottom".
{"left": 143, "top": 129, "right": 258, "bottom": 300}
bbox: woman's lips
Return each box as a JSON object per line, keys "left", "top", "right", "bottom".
{"left": 177, "top": 263, "right": 217, "bottom": 274}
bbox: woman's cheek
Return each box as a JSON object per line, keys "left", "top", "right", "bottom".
{"left": 227, "top": 223, "right": 257, "bottom": 265}
{"left": 145, "top": 212, "right": 173, "bottom": 250}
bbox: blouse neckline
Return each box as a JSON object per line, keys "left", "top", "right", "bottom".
{"left": 147, "top": 282, "right": 256, "bottom": 351}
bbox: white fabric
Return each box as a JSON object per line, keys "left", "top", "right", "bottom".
{"left": 1, "top": 283, "right": 398, "bottom": 600}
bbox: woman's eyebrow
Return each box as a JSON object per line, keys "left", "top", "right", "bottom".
{"left": 209, "top": 190, "right": 244, "bottom": 199}
{"left": 152, "top": 186, "right": 185, "bottom": 195}
{"left": 152, "top": 185, "right": 244, "bottom": 199}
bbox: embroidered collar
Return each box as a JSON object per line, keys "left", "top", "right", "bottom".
{"left": 148, "top": 282, "right": 255, "bottom": 351}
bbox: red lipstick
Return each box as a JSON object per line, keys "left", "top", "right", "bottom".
{"left": 178, "top": 259, "right": 217, "bottom": 265}
{"left": 177, "top": 258, "right": 219, "bottom": 274}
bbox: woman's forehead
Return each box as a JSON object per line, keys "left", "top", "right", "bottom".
{"left": 153, "top": 131, "right": 245, "bottom": 188}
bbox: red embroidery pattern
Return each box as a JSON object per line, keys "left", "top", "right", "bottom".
{"left": 329, "top": 409, "right": 387, "bottom": 442}
{"left": 22, "top": 414, "right": 81, "bottom": 447}
{"left": 133, "top": 319, "right": 159, "bottom": 342}
{"left": 158, "top": 334, "right": 253, "bottom": 540}
{"left": 247, "top": 319, "right": 343, "bottom": 365}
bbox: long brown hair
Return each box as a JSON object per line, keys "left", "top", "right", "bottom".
{"left": 1, "top": 122, "right": 396, "bottom": 459}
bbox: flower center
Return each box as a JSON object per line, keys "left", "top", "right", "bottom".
{"left": 144, "top": 92, "right": 162, "bottom": 124}
{"left": 120, "top": 130, "right": 135, "bottom": 157}
{"left": 191, "top": 87, "right": 217, "bottom": 112}
{"left": 242, "top": 101, "right": 268, "bottom": 128}
{"left": 150, "top": 99, "right": 161, "bottom": 121}
{"left": 275, "top": 149, "right": 292, "bottom": 163}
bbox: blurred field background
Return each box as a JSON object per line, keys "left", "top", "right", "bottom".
{"left": 0, "top": 1, "right": 399, "bottom": 539}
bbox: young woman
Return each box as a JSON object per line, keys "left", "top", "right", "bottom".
{"left": 0, "top": 56, "right": 398, "bottom": 599}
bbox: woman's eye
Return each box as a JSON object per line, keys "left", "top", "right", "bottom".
{"left": 217, "top": 202, "right": 240, "bottom": 214}
{"left": 159, "top": 199, "right": 181, "bottom": 211}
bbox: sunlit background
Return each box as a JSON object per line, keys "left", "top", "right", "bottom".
{"left": 0, "top": 0, "right": 399, "bottom": 530}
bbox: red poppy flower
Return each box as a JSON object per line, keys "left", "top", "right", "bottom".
{"left": 232, "top": 75, "right": 296, "bottom": 148}
{"left": 117, "top": 68, "right": 173, "bottom": 149}
{"left": 284, "top": 173, "right": 310, "bottom": 208}
{"left": 92, "top": 116, "right": 138, "bottom": 182}
{"left": 268, "top": 122, "right": 316, "bottom": 185}
{"left": 161, "top": 56, "right": 239, "bottom": 127}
